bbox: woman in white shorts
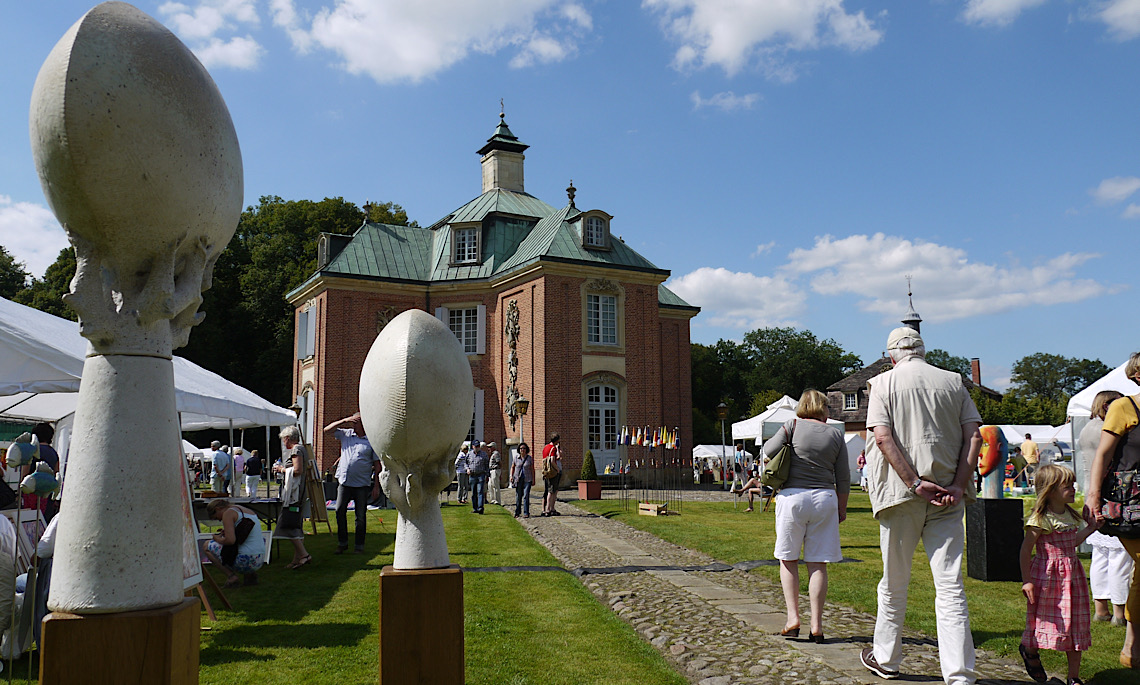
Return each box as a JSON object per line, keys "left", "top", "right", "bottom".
{"left": 763, "top": 389, "right": 849, "bottom": 643}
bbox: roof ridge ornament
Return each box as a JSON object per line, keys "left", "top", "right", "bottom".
{"left": 901, "top": 274, "right": 922, "bottom": 333}
{"left": 567, "top": 180, "right": 576, "bottom": 208}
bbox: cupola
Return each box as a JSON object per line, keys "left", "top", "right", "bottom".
{"left": 477, "top": 111, "right": 528, "bottom": 193}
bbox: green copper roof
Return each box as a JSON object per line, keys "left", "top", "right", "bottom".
{"left": 658, "top": 284, "right": 697, "bottom": 310}
{"left": 477, "top": 115, "right": 529, "bottom": 155}
{"left": 323, "top": 222, "right": 434, "bottom": 282}
{"left": 445, "top": 189, "right": 555, "bottom": 224}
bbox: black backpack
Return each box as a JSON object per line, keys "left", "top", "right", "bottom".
{"left": 1101, "top": 396, "right": 1140, "bottom": 539}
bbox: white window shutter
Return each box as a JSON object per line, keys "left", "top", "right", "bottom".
{"left": 305, "top": 308, "right": 316, "bottom": 358}
{"left": 435, "top": 306, "right": 447, "bottom": 323}
{"left": 476, "top": 304, "right": 486, "bottom": 355}
{"left": 473, "top": 389, "right": 484, "bottom": 441}
{"left": 296, "top": 310, "right": 308, "bottom": 359}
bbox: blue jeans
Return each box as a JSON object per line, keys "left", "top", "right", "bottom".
{"left": 470, "top": 474, "right": 487, "bottom": 513}
{"left": 514, "top": 480, "right": 532, "bottom": 516}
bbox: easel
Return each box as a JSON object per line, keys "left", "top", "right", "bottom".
{"left": 192, "top": 558, "right": 231, "bottom": 621}
{"left": 306, "top": 459, "right": 332, "bottom": 535}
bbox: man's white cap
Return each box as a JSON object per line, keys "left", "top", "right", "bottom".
{"left": 486, "top": 441, "right": 496, "bottom": 447}
{"left": 886, "top": 326, "right": 923, "bottom": 351}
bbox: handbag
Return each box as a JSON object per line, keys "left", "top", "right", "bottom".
{"left": 278, "top": 506, "right": 303, "bottom": 530}
{"left": 0, "top": 479, "right": 17, "bottom": 510}
{"left": 1101, "top": 396, "right": 1140, "bottom": 539}
{"left": 220, "top": 515, "right": 256, "bottom": 567}
{"left": 760, "top": 420, "right": 796, "bottom": 490}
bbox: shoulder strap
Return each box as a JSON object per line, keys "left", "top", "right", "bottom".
{"left": 1129, "top": 396, "right": 1139, "bottom": 423}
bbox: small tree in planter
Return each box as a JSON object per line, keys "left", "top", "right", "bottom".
{"left": 578, "top": 450, "right": 601, "bottom": 500}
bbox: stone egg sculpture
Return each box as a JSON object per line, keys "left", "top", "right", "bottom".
{"left": 29, "top": 0, "right": 243, "bottom": 356}
{"left": 359, "top": 309, "right": 474, "bottom": 569}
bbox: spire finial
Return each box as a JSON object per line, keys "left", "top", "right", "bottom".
{"left": 566, "top": 180, "right": 576, "bottom": 207}
{"left": 500, "top": 98, "right": 505, "bottom": 120}
{"left": 901, "top": 275, "right": 922, "bottom": 333}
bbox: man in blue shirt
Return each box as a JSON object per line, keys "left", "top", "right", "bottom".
{"left": 208, "top": 440, "right": 231, "bottom": 495}
{"left": 467, "top": 440, "right": 490, "bottom": 514}
{"left": 324, "top": 412, "right": 380, "bottom": 554}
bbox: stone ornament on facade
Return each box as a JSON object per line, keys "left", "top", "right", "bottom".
{"left": 504, "top": 299, "right": 521, "bottom": 429}
{"left": 30, "top": 1, "right": 242, "bottom": 613}
{"left": 359, "top": 309, "right": 474, "bottom": 569}
{"left": 376, "top": 305, "right": 399, "bottom": 333}
{"left": 584, "top": 278, "right": 622, "bottom": 296}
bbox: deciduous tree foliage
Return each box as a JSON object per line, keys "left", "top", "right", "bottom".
{"left": 1010, "top": 353, "right": 1110, "bottom": 402}
{"left": 0, "top": 246, "right": 30, "bottom": 299}
{"left": 926, "top": 349, "right": 971, "bottom": 380}
{"left": 691, "top": 327, "right": 862, "bottom": 444}
{"left": 179, "top": 196, "right": 415, "bottom": 406}
{"left": 11, "top": 247, "right": 77, "bottom": 321}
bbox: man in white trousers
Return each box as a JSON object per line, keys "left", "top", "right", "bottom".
{"left": 861, "top": 327, "right": 983, "bottom": 685}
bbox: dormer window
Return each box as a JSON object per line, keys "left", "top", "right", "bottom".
{"left": 585, "top": 217, "right": 606, "bottom": 247}
{"left": 579, "top": 211, "right": 612, "bottom": 250}
{"left": 452, "top": 226, "right": 480, "bottom": 264}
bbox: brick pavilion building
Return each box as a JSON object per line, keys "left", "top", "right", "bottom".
{"left": 286, "top": 116, "right": 700, "bottom": 478}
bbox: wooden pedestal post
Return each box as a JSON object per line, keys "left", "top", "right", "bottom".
{"left": 378, "top": 564, "right": 463, "bottom": 685}
{"left": 39, "top": 597, "right": 199, "bottom": 685}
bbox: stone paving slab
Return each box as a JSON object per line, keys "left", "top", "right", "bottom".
{"left": 501, "top": 489, "right": 1030, "bottom": 685}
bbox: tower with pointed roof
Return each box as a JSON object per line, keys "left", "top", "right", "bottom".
{"left": 901, "top": 276, "right": 922, "bottom": 333}
{"left": 288, "top": 115, "right": 699, "bottom": 479}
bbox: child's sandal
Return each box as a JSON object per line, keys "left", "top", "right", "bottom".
{"left": 1018, "top": 644, "right": 1047, "bottom": 683}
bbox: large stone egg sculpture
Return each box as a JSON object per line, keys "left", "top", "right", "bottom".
{"left": 359, "top": 309, "right": 474, "bottom": 569}
{"left": 29, "top": 1, "right": 242, "bottom": 356}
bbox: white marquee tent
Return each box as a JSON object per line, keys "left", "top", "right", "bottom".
{"left": 1066, "top": 359, "right": 1140, "bottom": 420}
{"left": 731, "top": 395, "right": 843, "bottom": 443}
{"left": 0, "top": 297, "right": 297, "bottom": 433}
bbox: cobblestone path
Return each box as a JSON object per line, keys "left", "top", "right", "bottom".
{"left": 500, "top": 489, "right": 1030, "bottom": 685}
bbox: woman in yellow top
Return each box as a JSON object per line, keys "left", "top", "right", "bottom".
{"left": 1085, "top": 351, "right": 1140, "bottom": 669}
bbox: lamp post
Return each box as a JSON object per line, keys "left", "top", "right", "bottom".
{"left": 515, "top": 396, "right": 530, "bottom": 449}
{"left": 716, "top": 402, "right": 728, "bottom": 490}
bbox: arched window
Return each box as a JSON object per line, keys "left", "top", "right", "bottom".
{"left": 587, "top": 384, "right": 619, "bottom": 471}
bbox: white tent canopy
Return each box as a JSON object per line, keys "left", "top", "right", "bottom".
{"left": 732, "top": 395, "right": 843, "bottom": 443}
{"left": 0, "top": 297, "right": 296, "bottom": 431}
{"left": 1067, "top": 359, "right": 1140, "bottom": 419}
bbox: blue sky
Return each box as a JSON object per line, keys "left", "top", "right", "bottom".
{"left": 2, "top": 0, "right": 1138, "bottom": 391}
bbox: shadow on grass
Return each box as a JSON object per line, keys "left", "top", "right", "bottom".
{"left": 209, "top": 528, "right": 396, "bottom": 624}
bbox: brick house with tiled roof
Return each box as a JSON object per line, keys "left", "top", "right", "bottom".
{"left": 286, "top": 116, "right": 700, "bottom": 478}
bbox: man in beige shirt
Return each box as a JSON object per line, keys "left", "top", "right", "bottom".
{"left": 860, "top": 327, "right": 983, "bottom": 684}
{"left": 1021, "top": 434, "right": 1039, "bottom": 485}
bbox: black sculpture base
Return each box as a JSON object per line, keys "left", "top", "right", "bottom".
{"left": 966, "top": 498, "right": 1023, "bottom": 582}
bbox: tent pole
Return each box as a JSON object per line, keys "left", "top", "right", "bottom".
{"left": 228, "top": 419, "right": 235, "bottom": 498}
{"left": 265, "top": 425, "right": 271, "bottom": 498}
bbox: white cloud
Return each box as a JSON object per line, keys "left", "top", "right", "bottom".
{"left": 510, "top": 33, "right": 573, "bottom": 68}
{"left": 0, "top": 196, "right": 68, "bottom": 280}
{"left": 979, "top": 361, "right": 1012, "bottom": 391}
{"left": 1123, "top": 203, "right": 1140, "bottom": 218}
{"left": 666, "top": 267, "right": 806, "bottom": 329}
{"left": 195, "top": 35, "right": 265, "bottom": 69}
{"left": 690, "top": 90, "right": 761, "bottom": 111}
{"left": 753, "top": 240, "right": 776, "bottom": 257}
{"left": 1090, "top": 175, "right": 1140, "bottom": 203}
{"left": 643, "top": 0, "right": 884, "bottom": 78}
{"left": 273, "top": 0, "right": 591, "bottom": 84}
{"left": 159, "top": 0, "right": 264, "bottom": 69}
{"left": 1098, "top": 0, "right": 1140, "bottom": 40}
{"left": 961, "top": 0, "right": 1048, "bottom": 27}
{"left": 782, "top": 233, "right": 1115, "bottom": 322}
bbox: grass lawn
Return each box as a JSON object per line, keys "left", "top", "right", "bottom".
{"left": 577, "top": 492, "right": 1138, "bottom": 685}
{"left": 190, "top": 502, "right": 683, "bottom": 685}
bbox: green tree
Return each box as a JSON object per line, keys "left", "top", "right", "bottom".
{"left": 11, "top": 247, "right": 77, "bottom": 320}
{"left": 1009, "top": 353, "right": 1110, "bottom": 402}
{"left": 690, "top": 327, "right": 861, "bottom": 444}
{"left": 0, "top": 246, "right": 30, "bottom": 299}
{"left": 970, "top": 388, "right": 1066, "bottom": 426}
{"left": 926, "top": 349, "right": 971, "bottom": 380}
{"left": 748, "top": 389, "right": 785, "bottom": 417}
{"left": 179, "top": 196, "right": 414, "bottom": 406}
{"left": 739, "top": 327, "right": 863, "bottom": 397}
